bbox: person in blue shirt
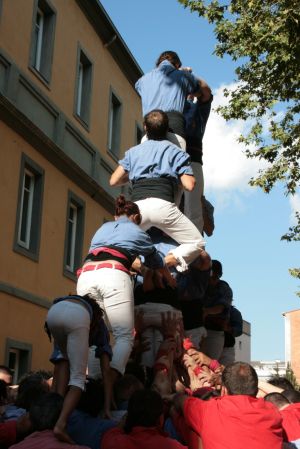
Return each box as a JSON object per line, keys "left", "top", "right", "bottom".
{"left": 183, "top": 91, "right": 213, "bottom": 233}
{"left": 110, "top": 110, "right": 206, "bottom": 272}
{"left": 135, "top": 51, "right": 211, "bottom": 149}
{"left": 77, "top": 195, "right": 173, "bottom": 391}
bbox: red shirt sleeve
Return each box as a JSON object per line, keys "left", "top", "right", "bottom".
{"left": 183, "top": 397, "right": 205, "bottom": 435}
{"left": 0, "top": 420, "right": 17, "bottom": 447}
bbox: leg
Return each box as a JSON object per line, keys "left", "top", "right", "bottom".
{"left": 51, "top": 360, "right": 69, "bottom": 396}
{"left": 200, "top": 330, "right": 225, "bottom": 360}
{"left": 54, "top": 386, "right": 82, "bottom": 443}
{"left": 184, "top": 162, "right": 204, "bottom": 233}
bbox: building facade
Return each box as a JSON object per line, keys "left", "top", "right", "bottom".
{"left": 284, "top": 308, "right": 300, "bottom": 384}
{"left": 235, "top": 320, "right": 251, "bottom": 363}
{"left": 0, "top": 0, "right": 143, "bottom": 382}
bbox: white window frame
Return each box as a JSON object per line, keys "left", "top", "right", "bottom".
{"left": 34, "top": 8, "right": 44, "bottom": 72}
{"left": 66, "top": 203, "right": 78, "bottom": 272}
{"left": 18, "top": 169, "right": 35, "bottom": 249}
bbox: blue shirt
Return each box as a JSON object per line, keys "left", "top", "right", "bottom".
{"left": 90, "top": 217, "right": 164, "bottom": 269}
{"left": 119, "top": 139, "right": 193, "bottom": 182}
{"left": 68, "top": 410, "right": 116, "bottom": 449}
{"left": 135, "top": 60, "right": 200, "bottom": 115}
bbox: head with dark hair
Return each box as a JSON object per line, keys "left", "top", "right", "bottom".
{"left": 268, "top": 376, "right": 295, "bottom": 391}
{"left": 124, "top": 389, "right": 164, "bottom": 433}
{"left": 212, "top": 260, "right": 223, "bottom": 278}
{"left": 264, "top": 392, "right": 290, "bottom": 409}
{"left": 0, "top": 365, "right": 13, "bottom": 385}
{"left": 114, "top": 374, "right": 144, "bottom": 407}
{"left": 143, "top": 110, "right": 169, "bottom": 140}
{"left": 222, "top": 362, "right": 258, "bottom": 397}
{"left": 156, "top": 51, "right": 182, "bottom": 68}
{"left": 29, "top": 393, "right": 63, "bottom": 430}
{"left": 282, "top": 389, "right": 300, "bottom": 403}
{"left": 115, "top": 195, "right": 141, "bottom": 225}
{"left": 77, "top": 379, "right": 104, "bottom": 417}
{"left": 125, "top": 360, "right": 146, "bottom": 385}
{"left": 0, "top": 379, "right": 8, "bottom": 405}
{"left": 16, "top": 373, "right": 49, "bottom": 410}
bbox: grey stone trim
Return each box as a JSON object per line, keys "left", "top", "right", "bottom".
{"left": 75, "top": 0, "right": 143, "bottom": 88}
{"left": 0, "top": 58, "right": 115, "bottom": 214}
{"left": 73, "top": 43, "right": 94, "bottom": 130}
{"left": 0, "top": 281, "right": 51, "bottom": 309}
{"left": 13, "top": 153, "right": 45, "bottom": 262}
{"left": 29, "top": 0, "right": 57, "bottom": 85}
{"left": 63, "top": 190, "right": 85, "bottom": 281}
{"left": 5, "top": 339, "right": 33, "bottom": 382}
{"left": 107, "top": 86, "right": 123, "bottom": 161}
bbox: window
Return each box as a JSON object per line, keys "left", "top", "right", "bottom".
{"left": 135, "top": 122, "right": 143, "bottom": 145}
{"left": 75, "top": 48, "right": 93, "bottom": 127}
{"left": 5, "top": 339, "right": 32, "bottom": 384}
{"left": 30, "top": 0, "right": 56, "bottom": 83}
{"left": 107, "top": 89, "right": 122, "bottom": 158}
{"left": 64, "top": 192, "right": 85, "bottom": 279}
{"left": 14, "top": 155, "right": 44, "bottom": 260}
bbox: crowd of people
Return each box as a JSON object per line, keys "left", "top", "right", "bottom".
{"left": 1, "top": 50, "right": 299, "bottom": 449}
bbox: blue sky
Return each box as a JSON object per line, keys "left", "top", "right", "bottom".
{"left": 100, "top": 0, "right": 300, "bottom": 361}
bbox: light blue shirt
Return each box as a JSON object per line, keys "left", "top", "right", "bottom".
{"left": 135, "top": 60, "right": 199, "bottom": 115}
{"left": 119, "top": 139, "right": 193, "bottom": 182}
{"left": 89, "top": 217, "right": 164, "bottom": 269}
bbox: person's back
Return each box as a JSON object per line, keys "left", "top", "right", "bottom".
{"left": 181, "top": 362, "right": 283, "bottom": 449}
{"left": 101, "top": 390, "right": 186, "bottom": 449}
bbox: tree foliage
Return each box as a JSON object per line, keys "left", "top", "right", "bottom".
{"left": 178, "top": 0, "right": 300, "bottom": 283}
{"left": 178, "top": 0, "right": 300, "bottom": 193}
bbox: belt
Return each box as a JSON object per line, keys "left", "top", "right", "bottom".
{"left": 77, "top": 262, "right": 130, "bottom": 278}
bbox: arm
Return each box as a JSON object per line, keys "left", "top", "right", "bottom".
{"left": 180, "top": 174, "right": 196, "bottom": 191}
{"left": 100, "top": 353, "right": 113, "bottom": 418}
{"left": 110, "top": 165, "right": 129, "bottom": 186}
{"left": 193, "top": 77, "right": 212, "bottom": 103}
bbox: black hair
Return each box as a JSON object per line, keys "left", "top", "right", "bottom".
{"left": 282, "top": 389, "right": 300, "bottom": 403}
{"left": 222, "top": 362, "right": 258, "bottom": 397}
{"left": 268, "top": 376, "right": 295, "bottom": 391}
{"left": 212, "top": 260, "right": 223, "bottom": 277}
{"left": 29, "top": 393, "right": 63, "bottom": 430}
{"left": 16, "top": 373, "right": 49, "bottom": 410}
{"left": 264, "top": 392, "right": 290, "bottom": 408}
{"left": 124, "top": 389, "right": 163, "bottom": 433}
{"left": 143, "top": 110, "right": 169, "bottom": 140}
{"left": 156, "top": 51, "right": 182, "bottom": 68}
{"left": 77, "top": 379, "right": 105, "bottom": 417}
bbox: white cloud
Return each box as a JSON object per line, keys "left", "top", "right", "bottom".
{"left": 289, "top": 193, "right": 300, "bottom": 225}
{"left": 203, "top": 83, "right": 267, "bottom": 198}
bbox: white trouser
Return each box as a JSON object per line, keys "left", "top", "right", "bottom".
{"left": 184, "top": 327, "right": 207, "bottom": 350}
{"left": 46, "top": 301, "right": 90, "bottom": 390}
{"left": 184, "top": 162, "right": 204, "bottom": 233}
{"left": 142, "top": 132, "right": 186, "bottom": 151}
{"left": 136, "top": 198, "right": 205, "bottom": 268}
{"left": 135, "top": 303, "right": 182, "bottom": 368}
{"left": 200, "top": 329, "right": 225, "bottom": 361}
{"left": 77, "top": 268, "right": 134, "bottom": 375}
{"left": 219, "top": 347, "right": 235, "bottom": 366}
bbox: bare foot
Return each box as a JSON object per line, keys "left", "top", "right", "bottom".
{"left": 53, "top": 425, "right": 75, "bottom": 444}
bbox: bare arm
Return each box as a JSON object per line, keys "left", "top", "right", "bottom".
{"left": 180, "top": 174, "right": 196, "bottom": 191}
{"left": 196, "top": 77, "right": 212, "bottom": 103}
{"left": 110, "top": 165, "right": 129, "bottom": 186}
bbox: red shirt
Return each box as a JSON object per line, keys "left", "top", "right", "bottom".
{"left": 9, "top": 430, "right": 90, "bottom": 449}
{"left": 280, "top": 403, "right": 300, "bottom": 441}
{"left": 0, "top": 420, "right": 17, "bottom": 447}
{"left": 184, "top": 395, "right": 283, "bottom": 449}
{"left": 101, "top": 426, "right": 187, "bottom": 449}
